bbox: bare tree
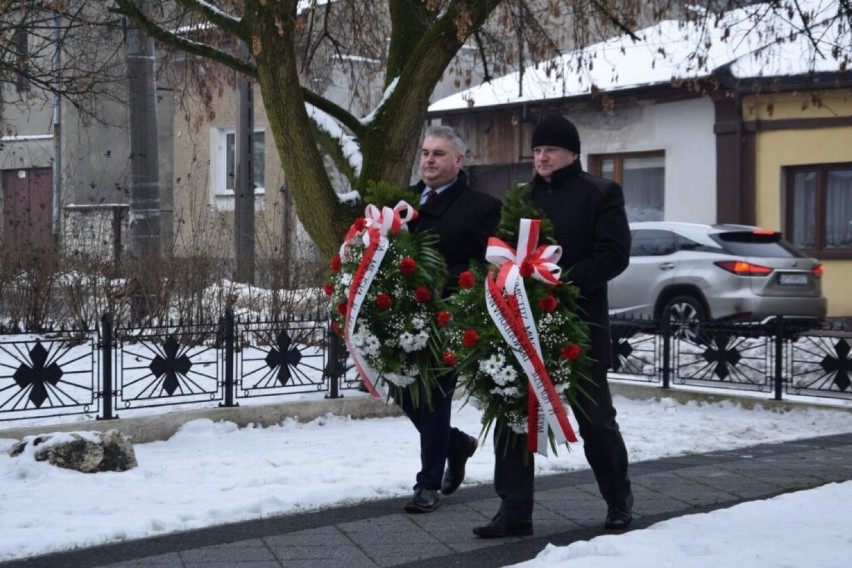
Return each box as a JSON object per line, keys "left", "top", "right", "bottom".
{"left": 0, "top": 1, "right": 128, "bottom": 120}
{"left": 110, "top": 0, "right": 850, "bottom": 258}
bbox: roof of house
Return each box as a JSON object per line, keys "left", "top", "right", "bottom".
{"left": 429, "top": 0, "right": 850, "bottom": 113}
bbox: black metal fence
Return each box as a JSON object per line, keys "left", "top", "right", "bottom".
{"left": 611, "top": 316, "right": 852, "bottom": 402}
{"left": 2, "top": 313, "right": 850, "bottom": 425}
{"left": 0, "top": 310, "right": 358, "bottom": 424}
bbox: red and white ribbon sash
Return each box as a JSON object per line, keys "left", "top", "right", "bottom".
{"left": 484, "top": 218, "right": 576, "bottom": 455}
{"left": 342, "top": 201, "right": 418, "bottom": 399}
{"left": 339, "top": 201, "right": 417, "bottom": 258}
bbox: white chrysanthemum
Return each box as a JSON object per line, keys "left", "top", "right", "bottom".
{"left": 383, "top": 372, "right": 417, "bottom": 387}
{"left": 508, "top": 418, "right": 528, "bottom": 434}
{"left": 352, "top": 326, "right": 381, "bottom": 357}
{"left": 399, "top": 330, "right": 429, "bottom": 353}
{"left": 340, "top": 273, "right": 353, "bottom": 287}
{"left": 490, "top": 385, "right": 521, "bottom": 400}
{"left": 411, "top": 316, "right": 427, "bottom": 330}
{"left": 493, "top": 365, "right": 518, "bottom": 386}
{"left": 479, "top": 353, "right": 507, "bottom": 378}
{"left": 501, "top": 386, "right": 521, "bottom": 398}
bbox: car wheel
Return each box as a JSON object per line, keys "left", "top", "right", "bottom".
{"left": 661, "top": 295, "right": 707, "bottom": 342}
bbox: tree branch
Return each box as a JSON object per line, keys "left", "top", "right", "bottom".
{"left": 588, "top": 0, "right": 641, "bottom": 41}
{"left": 173, "top": 0, "right": 244, "bottom": 37}
{"left": 301, "top": 87, "right": 363, "bottom": 135}
{"left": 112, "top": 0, "right": 257, "bottom": 78}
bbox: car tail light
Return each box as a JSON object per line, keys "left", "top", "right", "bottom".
{"left": 812, "top": 264, "right": 824, "bottom": 278}
{"left": 714, "top": 260, "right": 774, "bottom": 276}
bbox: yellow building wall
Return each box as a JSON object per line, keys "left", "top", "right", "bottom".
{"left": 745, "top": 91, "right": 852, "bottom": 317}
{"left": 171, "top": 86, "right": 290, "bottom": 260}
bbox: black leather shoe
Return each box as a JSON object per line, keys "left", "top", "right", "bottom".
{"left": 473, "top": 515, "right": 533, "bottom": 538}
{"left": 441, "top": 435, "right": 478, "bottom": 495}
{"left": 604, "top": 494, "right": 634, "bottom": 530}
{"left": 404, "top": 488, "right": 439, "bottom": 514}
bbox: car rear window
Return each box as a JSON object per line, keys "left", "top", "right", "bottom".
{"left": 630, "top": 229, "right": 676, "bottom": 256}
{"left": 712, "top": 231, "right": 806, "bottom": 258}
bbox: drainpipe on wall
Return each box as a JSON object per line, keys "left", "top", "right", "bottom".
{"left": 51, "top": 13, "right": 61, "bottom": 245}
{"left": 234, "top": 40, "right": 255, "bottom": 285}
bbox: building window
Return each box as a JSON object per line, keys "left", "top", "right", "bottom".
{"left": 213, "top": 128, "right": 265, "bottom": 196}
{"left": 785, "top": 163, "right": 852, "bottom": 257}
{"left": 588, "top": 151, "right": 664, "bottom": 221}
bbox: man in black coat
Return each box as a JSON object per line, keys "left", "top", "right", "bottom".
{"left": 473, "top": 114, "right": 633, "bottom": 538}
{"left": 399, "top": 125, "right": 501, "bottom": 514}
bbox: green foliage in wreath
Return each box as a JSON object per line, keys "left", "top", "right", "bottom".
{"left": 439, "top": 184, "right": 593, "bottom": 452}
{"left": 363, "top": 179, "right": 417, "bottom": 208}
{"left": 325, "top": 182, "right": 448, "bottom": 408}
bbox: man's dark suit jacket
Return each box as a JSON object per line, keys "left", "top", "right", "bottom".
{"left": 408, "top": 170, "right": 501, "bottom": 288}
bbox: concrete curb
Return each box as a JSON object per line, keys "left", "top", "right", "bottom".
{"left": 0, "top": 395, "right": 403, "bottom": 444}
{"left": 1, "top": 381, "right": 847, "bottom": 444}
{"left": 609, "top": 379, "right": 852, "bottom": 413}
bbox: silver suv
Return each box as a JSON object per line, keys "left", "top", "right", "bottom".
{"left": 608, "top": 222, "right": 827, "bottom": 326}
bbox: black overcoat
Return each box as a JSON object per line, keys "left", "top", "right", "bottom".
{"left": 529, "top": 160, "right": 631, "bottom": 367}
{"left": 408, "top": 170, "right": 501, "bottom": 288}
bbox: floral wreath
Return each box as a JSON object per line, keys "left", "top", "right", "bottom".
{"left": 325, "top": 191, "right": 448, "bottom": 408}
{"left": 440, "top": 185, "right": 592, "bottom": 456}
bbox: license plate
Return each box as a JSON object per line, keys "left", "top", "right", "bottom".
{"left": 778, "top": 273, "right": 808, "bottom": 286}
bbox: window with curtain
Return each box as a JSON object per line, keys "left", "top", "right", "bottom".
{"left": 588, "top": 152, "right": 665, "bottom": 221}
{"left": 785, "top": 163, "right": 852, "bottom": 257}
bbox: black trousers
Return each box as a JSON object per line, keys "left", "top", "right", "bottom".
{"left": 394, "top": 372, "right": 471, "bottom": 490}
{"left": 492, "top": 362, "right": 631, "bottom": 521}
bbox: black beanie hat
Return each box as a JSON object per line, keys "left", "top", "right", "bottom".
{"left": 531, "top": 114, "right": 581, "bottom": 154}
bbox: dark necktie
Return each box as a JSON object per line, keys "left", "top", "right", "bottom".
{"left": 424, "top": 189, "right": 437, "bottom": 203}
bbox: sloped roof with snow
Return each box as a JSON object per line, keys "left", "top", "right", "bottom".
{"left": 429, "top": 0, "right": 850, "bottom": 112}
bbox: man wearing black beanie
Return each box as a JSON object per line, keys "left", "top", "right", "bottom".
{"left": 474, "top": 114, "right": 634, "bottom": 538}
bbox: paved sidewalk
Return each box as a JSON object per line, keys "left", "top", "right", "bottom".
{"left": 3, "top": 431, "right": 850, "bottom": 568}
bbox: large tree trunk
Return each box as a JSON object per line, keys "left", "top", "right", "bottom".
{"left": 358, "top": 0, "right": 502, "bottom": 194}
{"left": 251, "top": 2, "right": 354, "bottom": 259}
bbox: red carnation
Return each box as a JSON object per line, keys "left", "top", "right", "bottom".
{"left": 354, "top": 217, "right": 367, "bottom": 231}
{"left": 330, "top": 255, "right": 342, "bottom": 273}
{"left": 442, "top": 350, "right": 457, "bottom": 367}
{"left": 336, "top": 301, "right": 348, "bottom": 316}
{"left": 399, "top": 257, "right": 417, "bottom": 276}
{"left": 323, "top": 283, "right": 335, "bottom": 296}
{"left": 561, "top": 343, "right": 582, "bottom": 360}
{"left": 539, "top": 294, "right": 558, "bottom": 313}
{"left": 519, "top": 261, "right": 535, "bottom": 277}
{"left": 436, "top": 311, "right": 453, "bottom": 327}
{"left": 458, "top": 271, "right": 475, "bottom": 288}
{"left": 462, "top": 329, "right": 480, "bottom": 348}
{"left": 414, "top": 285, "right": 431, "bottom": 303}
{"left": 375, "top": 293, "right": 392, "bottom": 310}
